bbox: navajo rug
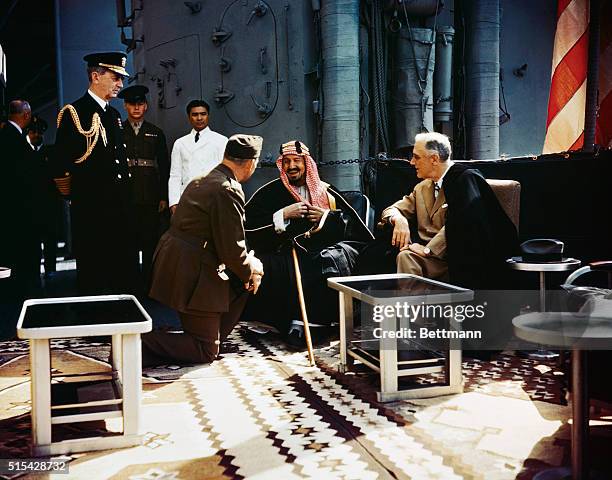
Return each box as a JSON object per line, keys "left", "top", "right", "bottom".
{"left": 1, "top": 325, "right": 611, "bottom": 480}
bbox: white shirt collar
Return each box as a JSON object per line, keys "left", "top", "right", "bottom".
{"left": 8, "top": 120, "right": 22, "bottom": 135}
{"left": 191, "top": 126, "right": 210, "bottom": 138}
{"left": 130, "top": 120, "right": 142, "bottom": 129}
{"left": 26, "top": 135, "right": 40, "bottom": 151}
{"left": 436, "top": 160, "right": 454, "bottom": 189}
{"left": 88, "top": 89, "right": 108, "bottom": 111}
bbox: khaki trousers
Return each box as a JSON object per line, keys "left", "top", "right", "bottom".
{"left": 142, "top": 292, "right": 248, "bottom": 366}
{"left": 396, "top": 250, "right": 448, "bottom": 281}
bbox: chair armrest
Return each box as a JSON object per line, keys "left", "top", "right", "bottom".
{"left": 589, "top": 261, "right": 612, "bottom": 273}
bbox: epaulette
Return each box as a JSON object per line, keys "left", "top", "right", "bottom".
{"left": 57, "top": 104, "right": 107, "bottom": 164}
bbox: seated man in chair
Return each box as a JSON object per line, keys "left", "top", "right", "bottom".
{"left": 380, "top": 132, "right": 518, "bottom": 289}
{"left": 242, "top": 140, "right": 374, "bottom": 344}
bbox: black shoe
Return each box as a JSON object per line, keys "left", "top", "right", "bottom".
{"left": 284, "top": 322, "right": 306, "bottom": 350}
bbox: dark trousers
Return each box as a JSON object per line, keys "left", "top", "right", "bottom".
{"left": 141, "top": 291, "right": 248, "bottom": 366}
{"left": 134, "top": 203, "right": 162, "bottom": 292}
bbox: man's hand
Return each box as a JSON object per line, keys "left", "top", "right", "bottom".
{"left": 390, "top": 214, "right": 411, "bottom": 249}
{"left": 246, "top": 272, "right": 263, "bottom": 294}
{"left": 283, "top": 202, "right": 308, "bottom": 220}
{"left": 158, "top": 200, "right": 168, "bottom": 213}
{"left": 170, "top": 204, "right": 177, "bottom": 215}
{"left": 401, "top": 242, "right": 429, "bottom": 257}
{"left": 306, "top": 205, "right": 326, "bottom": 223}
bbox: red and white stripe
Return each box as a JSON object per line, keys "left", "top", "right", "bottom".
{"left": 543, "top": 0, "right": 589, "bottom": 154}
{"left": 595, "top": 1, "right": 612, "bottom": 148}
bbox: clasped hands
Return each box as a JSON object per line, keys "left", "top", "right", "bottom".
{"left": 390, "top": 215, "right": 429, "bottom": 257}
{"left": 283, "top": 202, "right": 326, "bottom": 223}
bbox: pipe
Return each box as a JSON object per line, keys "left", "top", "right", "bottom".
{"left": 383, "top": 0, "right": 442, "bottom": 16}
{"left": 116, "top": 0, "right": 128, "bottom": 27}
{"left": 465, "top": 0, "right": 500, "bottom": 159}
{"left": 391, "top": 27, "right": 435, "bottom": 150}
{"left": 583, "top": 0, "right": 600, "bottom": 152}
{"left": 434, "top": 26, "right": 454, "bottom": 123}
{"left": 320, "top": 0, "right": 360, "bottom": 190}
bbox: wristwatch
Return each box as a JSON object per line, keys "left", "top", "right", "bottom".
{"left": 423, "top": 247, "right": 431, "bottom": 256}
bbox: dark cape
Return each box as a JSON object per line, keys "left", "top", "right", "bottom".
{"left": 52, "top": 93, "right": 138, "bottom": 294}
{"left": 443, "top": 163, "right": 519, "bottom": 289}
{"left": 242, "top": 178, "right": 374, "bottom": 331}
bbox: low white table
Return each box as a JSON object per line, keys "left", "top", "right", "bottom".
{"left": 17, "top": 295, "right": 152, "bottom": 456}
{"left": 513, "top": 312, "right": 612, "bottom": 480}
{"left": 328, "top": 274, "right": 473, "bottom": 402}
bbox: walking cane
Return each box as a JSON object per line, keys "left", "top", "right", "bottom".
{"left": 291, "top": 246, "right": 316, "bottom": 366}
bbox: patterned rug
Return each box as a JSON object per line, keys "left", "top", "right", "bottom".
{"left": 1, "top": 324, "right": 612, "bottom": 480}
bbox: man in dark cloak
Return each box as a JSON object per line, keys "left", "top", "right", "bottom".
{"left": 243, "top": 140, "right": 374, "bottom": 343}
{"left": 379, "top": 132, "right": 518, "bottom": 290}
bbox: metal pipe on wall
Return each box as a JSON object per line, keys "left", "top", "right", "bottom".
{"left": 320, "top": 0, "right": 360, "bottom": 191}
{"left": 465, "top": 0, "right": 500, "bottom": 159}
{"left": 583, "top": 0, "right": 600, "bottom": 153}
{"left": 434, "top": 26, "right": 454, "bottom": 123}
{"left": 391, "top": 27, "right": 435, "bottom": 151}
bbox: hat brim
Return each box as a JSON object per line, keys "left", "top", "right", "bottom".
{"left": 99, "top": 63, "right": 129, "bottom": 77}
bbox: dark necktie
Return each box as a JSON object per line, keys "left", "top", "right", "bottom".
{"left": 433, "top": 183, "right": 441, "bottom": 200}
{"left": 195, "top": 131, "right": 200, "bottom": 143}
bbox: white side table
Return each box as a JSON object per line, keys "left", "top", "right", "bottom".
{"left": 17, "top": 295, "right": 152, "bottom": 456}
{"left": 328, "top": 273, "right": 473, "bottom": 402}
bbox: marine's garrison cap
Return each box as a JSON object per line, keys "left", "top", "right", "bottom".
{"left": 225, "top": 134, "right": 263, "bottom": 161}
{"left": 84, "top": 52, "right": 129, "bottom": 77}
{"left": 118, "top": 85, "right": 149, "bottom": 103}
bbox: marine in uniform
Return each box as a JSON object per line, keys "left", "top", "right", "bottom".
{"left": 145, "top": 134, "right": 264, "bottom": 366}
{"left": 52, "top": 52, "right": 138, "bottom": 295}
{"left": 118, "top": 85, "right": 170, "bottom": 290}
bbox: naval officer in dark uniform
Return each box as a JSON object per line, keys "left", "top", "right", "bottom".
{"left": 145, "top": 134, "right": 264, "bottom": 366}
{"left": 52, "top": 52, "right": 138, "bottom": 294}
{"left": 118, "top": 85, "right": 170, "bottom": 290}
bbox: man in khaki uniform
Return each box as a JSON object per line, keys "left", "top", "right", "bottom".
{"left": 145, "top": 134, "right": 264, "bottom": 366}
{"left": 380, "top": 132, "right": 452, "bottom": 280}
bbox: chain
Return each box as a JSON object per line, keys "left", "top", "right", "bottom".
{"left": 258, "top": 156, "right": 391, "bottom": 168}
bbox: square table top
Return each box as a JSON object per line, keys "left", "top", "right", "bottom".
{"left": 327, "top": 274, "right": 473, "bottom": 306}
{"left": 17, "top": 295, "right": 152, "bottom": 339}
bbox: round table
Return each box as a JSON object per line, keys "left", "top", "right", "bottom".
{"left": 0, "top": 267, "right": 11, "bottom": 279}
{"left": 507, "top": 257, "right": 581, "bottom": 360}
{"left": 507, "top": 257, "right": 581, "bottom": 311}
{"left": 514, "top": 312, "right": 612, "bottom": 480}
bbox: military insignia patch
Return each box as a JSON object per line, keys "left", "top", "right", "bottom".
{"left": 145, "top": 133, "right": 157, "bottom": 137}
{"left": 121, "top": 57, "right": 126, "bottom": 67}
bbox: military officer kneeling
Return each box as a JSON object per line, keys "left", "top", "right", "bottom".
{"left": 144, "top": 134, "right": 264, "bottom": 366}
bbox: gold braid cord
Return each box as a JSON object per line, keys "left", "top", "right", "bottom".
{"left": 56, "top": 104, "right": 107, "bottom": 164}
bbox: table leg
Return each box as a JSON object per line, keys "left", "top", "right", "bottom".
{"left": 528, "top": 272, "right": 559, "bottom": 360}
{"left": 540, "top": 271, "right": 547, "bottom": 312}
{"left": 338, "top": 292, "right": 353, "bottom": 373}
{"left": 121, "top": 334, "right": 142, "bottom": 436}
{"left": 572, "top": 350, "right": 589, "bottom": 480}
{"left": 112, "top": 334, "right": 123, "bottom": 380}
{"left": 30, "top": 339, "right": 51, "bottom": 450}
{"left": 379, "top": 314, "right": 398, "bottom": 395}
